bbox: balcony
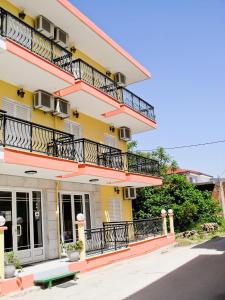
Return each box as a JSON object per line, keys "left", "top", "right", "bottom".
{"left": 0, "top": 7, "right": 74, "bottom": 92}
{"left": 72, "top": 59, "right": 155, "bottom": 121}
{"left": 0, "top": 112, "right": 160, "bottom": 184}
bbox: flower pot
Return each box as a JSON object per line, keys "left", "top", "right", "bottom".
{"left": 5, "top": 264, "right": 16, "bottom": 278}
{"left": 67, "top": 250, "right": 80, "bottom": 262}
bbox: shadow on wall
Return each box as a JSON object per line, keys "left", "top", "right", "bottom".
{"left": 124, "top": 237, "right": 225, "bottom": 300}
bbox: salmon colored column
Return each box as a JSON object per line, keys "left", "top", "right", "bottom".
{"left": 0, "top": 224, "right": 7, "bottom": 280}
{"left": 161, "top": 209, "right": 168, "bottom": 236}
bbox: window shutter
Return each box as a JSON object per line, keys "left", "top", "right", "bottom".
{"left": 109, "top": 199, "right": 122, "bottom": 222}
{"left": 64, "top": 120, "right": 81, "bottom": 139}
{"left": 104, "top": 134, "right": 117, "bottom": 148}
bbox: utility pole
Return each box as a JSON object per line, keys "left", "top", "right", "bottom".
{"left": 218, "top": 178, "right": 225, "bottom": 218}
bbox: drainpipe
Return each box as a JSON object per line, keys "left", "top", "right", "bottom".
{"left": 56, "top": 181, "right": 61, "bottom": 258}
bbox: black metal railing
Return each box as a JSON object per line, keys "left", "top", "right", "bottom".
{"left": 72, "top": 59, "right": 118, "bottom": 99}
{"left": 72, "top": 59, "right": 156, "bottom": 121}
{"left": 104, "top": 218, "right": 163, "bottom": 243}
{"left": 85, "top": 224, "right": 128, "bottom": 256}
{"left": 0, "top": 7, "right": 72, "bottom": 73}
{"left": 0, "top": 112, "right": 74, "bottom": 159}
{"left": 117, "top": 87, "right": 155, "bottom": 121}
{"left": 0, "top": 112, "right": 160, "bottom": 176}
{"left": 85, "top": 217, "right": 163, "bottom": 256}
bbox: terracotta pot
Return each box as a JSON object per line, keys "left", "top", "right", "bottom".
{"left": 5, "top": 264, "right": 16, "bottom": 278}
{"left": 67, "top": 250, "right": 80, "bottom": 262}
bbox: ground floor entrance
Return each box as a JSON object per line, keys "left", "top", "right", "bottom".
{"left": 0, "top": 189, "right": 44, "bottom": 264}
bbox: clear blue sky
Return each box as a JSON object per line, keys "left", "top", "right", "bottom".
{"left": 71, "top": 0, "right": 225, "bottom": 177}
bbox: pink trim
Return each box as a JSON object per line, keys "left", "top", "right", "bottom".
{"left": 57, "top": 0, "right": 151, "bottom": 79}
{"left": 126, "top": 173, "right": 162, "bottom": 186}
{"left": 78, "top": 164, "right": 125, "bottom": 180}
{"left": 3, "top": 148, "right": 78, "bottom": 173}
{"left": 0, "top": 227, "right": 7, "bottom": 232}
{"left": 6, "top": 39, "right": 75, "bottom": 85}
{"left": 55, "top": 80, "right": 120, "bottom": 109}
{"left": 0, "top": 275, "right": 34, "bottom": 296}
{"left": 103, "top": 105, "right": 157, "bottom": 128}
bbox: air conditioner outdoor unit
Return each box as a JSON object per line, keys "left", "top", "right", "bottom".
{"left": 54, "top": 98, "right": 70, "bottom": 118}
{"left": 124, "top": 187, "right": 137, "bottom": 200}
{"left": 35, "top": 16, "right": 54, "bottom": 39}
{"left": 33, "top": 90, "right": 54, "bottom": 112}
{"left": 114, "top": 72, "right": 126, "bottom": 86}
{"left": 54, "top": 27, "right": 69, "bottom": 48}
{"left": 119, "top": 127, "right": 131, "bottom": 141}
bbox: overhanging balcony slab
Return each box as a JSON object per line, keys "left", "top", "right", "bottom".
{"left": 11, "top": 0, "right": 150, "bottom": 85}
{"left": 102, "top": 105, "right": 157, "bottom": 134}
{"left": 0, "top": 147, "right": 78, "bottom": 180}
{"left": 55, "top": 80, "right": 120, "bottom": 120}
{"left": 0, "top": 38, "right": 74, "bottom": 92}
{"left": 57, "top": 163, "right": 162, "bottom": 187}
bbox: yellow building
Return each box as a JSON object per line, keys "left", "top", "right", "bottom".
{"left": 0, "top": 0, "right": 162, "bottom": 264}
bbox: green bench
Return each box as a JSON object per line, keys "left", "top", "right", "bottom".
{"left": 34, "top": 271, "right": 80, "bottom": 289}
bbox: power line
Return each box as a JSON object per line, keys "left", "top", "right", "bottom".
{"left": 138, "top": 139, "right": 225, "bottom": 152}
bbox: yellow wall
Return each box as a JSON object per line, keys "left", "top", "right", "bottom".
{"left": 101, "top": 186, "right": 133, "bottom": 222}
{"left": 0, "top": 80, "right": 127, "bottom": 151}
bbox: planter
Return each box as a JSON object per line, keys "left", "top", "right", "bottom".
{"left": 67, "top": 250, "right": 80, "bottom": 262}
{"left": 5, "top": 264, "right": 16, "bottom": 278}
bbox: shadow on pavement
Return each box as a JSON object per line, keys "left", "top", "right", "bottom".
{"left": 193, "top": 236, "right": 225, "bottom": 251}
{"left": 124, "top": 238, "right": 225, "bottom": 300}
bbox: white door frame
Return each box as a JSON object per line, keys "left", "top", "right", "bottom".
{"left": 0, "top": 187, "right": 45, "bottom": 264}
{"left": 59, "top": 191, "right": 92, "bottom": 243}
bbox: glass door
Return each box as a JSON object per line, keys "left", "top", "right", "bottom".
{"left": 60, "top": 193, "right": 92, "bottom": 243}
{"left": 0, "top": 190, "right": 44, "bottom": 264}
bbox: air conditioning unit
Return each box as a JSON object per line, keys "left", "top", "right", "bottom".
{"left": 124, "top": 187, "right": 136, "bottom": 200}
{"left": 54, "top": 98, "right": 70, "bottom": 118}
{"left": 33, "top": 90, "right": 54, "bottom": 112}
{"left": 114, "top": 72, "right": 126, "bottom": 86}
{"left": 35, "top": 16, "right": 54, "bottom": 38}
{"left": 119, "top": 127, "right": 131, "bottom": 141}
{"left": 54, "top": 27, "right": 69, "bottom": 48}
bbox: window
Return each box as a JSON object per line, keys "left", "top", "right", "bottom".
{"left": 109, "top": 199, "right": 122, "bottom": 222}
{"left": 2, "top": 98, "right": 31, "bottom": 121}
{"left": 64, "top": 120, "right": 81, "bottom": 139}
{"left": 104, "top": 134, "right": 118, "bottom": 148}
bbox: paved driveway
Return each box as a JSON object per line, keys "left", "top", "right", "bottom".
{"left": 3, "top": 237, "right": 225, "bottom": 300}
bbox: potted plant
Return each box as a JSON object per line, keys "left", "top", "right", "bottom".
{"left": 4, "top": 251, "right": 22, "bottom": 278}
{"left": 65, "top": 240, "right": 83, "bottom": 262}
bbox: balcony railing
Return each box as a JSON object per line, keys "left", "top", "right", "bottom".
{"left": 85, "top": 217, "right": 163, "bottom": 256}
{"left": 0, "top": 8, "right": 72, "bottom": 73}
{"left": 0, "top": 112, "right": 160, "bottom": 176}
{"left": 72, "top": 59, "right": 155, "bottom": 121}
{"left": 72, "top": 59, "right": 118, "bottom": 99}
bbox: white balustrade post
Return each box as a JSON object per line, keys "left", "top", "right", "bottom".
{"left": 168, "top": 209, "right": 175, "bottom": 234}
{"left": 161, "top": 209, "right": 168, "bottom": 236}
{"left": 76, "top": 213, "right": 86, "bottom": 260}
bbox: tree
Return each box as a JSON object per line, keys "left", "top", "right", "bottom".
{"left": 133, "top": 174, "right": 222, "bottom": 232}
{"left": 128, "top": 141, "right": 178, "bottom": 176}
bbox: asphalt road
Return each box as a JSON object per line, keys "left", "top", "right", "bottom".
{"left": 3, "top": 237, "right": 225, "bottom": 300}
{"left": 125, "top": 237, "right": 225, "bottom": 300}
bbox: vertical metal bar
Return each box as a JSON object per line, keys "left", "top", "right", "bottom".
{"left": 82, "top": 139, "right": 85, "bottom": 163}
{"left": 53, "top": 129, "right": 58, "bottom": 157}
{"left": 100, "top": 228, "right": 103, "bottom": 254}
{"left": 114, "top": 226, "right": 117, "bottom": 251}
{"left": 2, "top": 113, "right": 6, "bottom": 147}
{"left": 30, "top": 123, "right": 32, "bottom": 152}
{"left": 92, "top": 67, "right": 95, "bottom": 86}
{"left": 79, "top": 60, "right": 81, "bottom": 80}
{"left": 96, "top": 143, "right": 99, "bottom": 165}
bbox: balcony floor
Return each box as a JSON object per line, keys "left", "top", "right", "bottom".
{"left": 0, "top": 38, "right": 74, "bottom": 93}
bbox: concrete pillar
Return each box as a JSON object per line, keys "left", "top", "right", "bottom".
{"left": 161, "top": 209, "right": 167, "bottom": 236}
{"left": 76, "top": 214, "right": 86, "bottom": 260}
{"left": 0, "top": 226, "right": 7, "bottom": 280}
{"left": 168, "top": 209, "right": 175, "bottom": 234}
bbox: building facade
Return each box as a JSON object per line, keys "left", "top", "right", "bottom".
{"left": 0, "top": 0, "right": 162, "bottom": 264}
